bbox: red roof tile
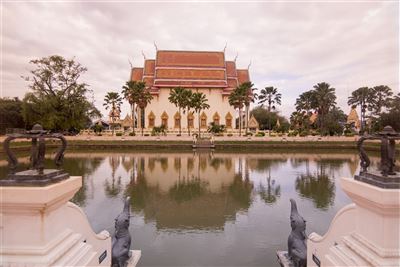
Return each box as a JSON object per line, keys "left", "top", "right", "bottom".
{"left": 237, "top": 69, "right": 250, "bottom": 84}
{"left": 155, "top": 69, "right": 225, "bottom": 80}
{"left": 156, "top": 51, "right": 225, "bottom": 68}
{"left": 144, "top": 60, "right": 155, "bottom": 75}
{"left": 226, "top": 61, "right": 237, "bottom": 77}
{"left": 131, "top": 68, "right": 143, "bottom": 81}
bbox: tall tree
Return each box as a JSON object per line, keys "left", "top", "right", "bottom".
{"left": 228, "top": 85, "right": 246, "bottom": 136}
{"left": 103, "top": 92, "right": 122, "bottom": 136}
{"left": 347, "top": 87, "right": 371, "bottom": 134}
{"left": 168, "top": 87, "right": 187, "bottom": 136}
{"left": 312, "top": 82, "right": 336, "bottom": 135}
{"left": 295, "top": 90, "right": 314, "bottom": 130}
{"left": 190, "top": 92, "right": 210, "bottom": 138}
{"left": 369, "top": 85, "right": 393, "bottom": 115}
{"left": 242, "top": 82, "right": 257, "bottom": 133}
{"left": 0, "top": 97, "right": 25, "bottom": 134}
{"left": 122, "top": 81, "right": 152, "bottom": 135}
{"left": 21, "top": 55, "right": 100, "bottom": 131}
{"left": 183, "top": 89, "right": 194, "bottom": 136}
{"left": 258, "top": 86, "right": 281, "bottom": 112}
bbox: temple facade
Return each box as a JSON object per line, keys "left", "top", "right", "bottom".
{"left": 130, "top": 50, "right": 250, "bottom": 133}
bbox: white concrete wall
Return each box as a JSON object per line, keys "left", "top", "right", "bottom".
{"left": 143, "top": 88, "right": 236, "bottom": 131}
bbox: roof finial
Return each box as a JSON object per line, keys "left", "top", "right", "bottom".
{"left": 223, "top": 42, "right": 227, "bottom": 52}
{"left": 153, "top": 41, "right": 158, "bottom": 51}
{"left": 234, "top": 52, "right": 238, "bottom": 62}
{"left": 247, "top": 60, "right": 252, "bottom": 70}
{"left": 141, "top": 50, "right": 146, "bottom": 60}
{"left": 128, "top": 59, "right": 133, "bottom": 69}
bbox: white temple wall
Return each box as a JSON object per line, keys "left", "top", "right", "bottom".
{"left": 143, "top": 88, "right": 236, "bottom": 131}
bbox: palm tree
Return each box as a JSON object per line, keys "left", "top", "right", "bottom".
{"left": 103, "top": 92, "right": 122, "bottom": 136}
{"left": 137, "top": 86, "right": 153, "bottom": 136}
{"left": 122, "top": 81, "right": 139, "bottom": 135}
{"left": 228, "top": 86, "right": 246, "bottom": 136}
{"left": 312, "top": 82, "right": 336, "bottom": 135}
{"left": 370, "top": 85, "right": 393, "bottom": 115}
{"left": 295, "top": 90, "right": 314, "bottom": 130}
{"left": 168, "top": 87, "right": 187, "bottom": 136}
{"left": 183, "top": 89, "right": 194, "bottom": 136}
{"left": 242, "top": 82, "right": 257, "bottom": 134}
{"left": 122, "top": 81, "right": 152, "bottom": 136}
{"left": 258, "top": 86, "right": 282, "bottom": 112}
{"left": 347, "top": 87, "right": 371, "bottom": 134}
{"left": 190, "top": 92, "right": 210, "bottom": 138}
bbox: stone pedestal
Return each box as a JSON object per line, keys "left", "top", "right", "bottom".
{"left": 0, "top": 177, "right": 115, "bottom": 266}
{"left": 307, "top": 177, "right": 400, "bottom": 267}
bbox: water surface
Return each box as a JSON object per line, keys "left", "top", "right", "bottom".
{"left": 1, "top": 150, "right": 369, "bottom": 266}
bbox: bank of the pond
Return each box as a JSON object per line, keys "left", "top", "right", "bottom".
{"left": 1, "top": 138, "right": 385, "bottom": 153}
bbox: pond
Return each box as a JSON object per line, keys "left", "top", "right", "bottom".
{"left": 1, "top": 150, "right": 370, "bottom": 266}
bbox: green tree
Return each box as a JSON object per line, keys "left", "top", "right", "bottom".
{"left": 242, "top": 82, "right": 257, "bottom": 134}
{"left": 369, "top": 85, "right": 393, "bottom": 115}
{"left": 374, "top": 93, "right": 400, "bottom": 131}
{"left": 250, "top": 106, "right": 289, "bottom": 132}
{"left": 122, "top": 81, "right": 152, "bottom": 135}
{"left": 21, "top": 55, "right": 100, "bottom": 131}
{"left": 190, "top": 92, "right": 210, "bottom": 138}
{"left": 258, "top": 86, "right": 282, "bottom": 112}
{"left": 103, "top": 92, "right": 122, "bottom": 136}
{"left": 0, "top": 97, "right": 25, "bottom": 134}
{"left": 228, "top": 85, "right": 247, "bottom": 136}
{"left": 324, "top": 107, "right": 347, "bottom": 136}
{"left": 295, "top": 90, "right": 314, "bottom": 130}
{"left": 168, "top": 87, "right": 187, "bottom": 136}
{"left": 347, "top": 87, "right": 371, "bottom": 134}
{"left": 183, "top": 89, "right": 194, "bottom": 136}
{"left": 312, "top": 82, "right": 337, "bottom": 135}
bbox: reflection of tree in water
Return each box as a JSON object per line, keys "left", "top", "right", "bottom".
{"left": 174, "top": 157, "right": 181, "bottom": 172}
{"left": 148, "top": 158, "right": 155, "bottom": 172}
{"left": 225, "top": 158, "right": 232, "bottom": 171}
{"left": 104, "top": 175, "right": 122, "bottom": 198}
{"left": 158, "top": 157, "right": 168, "bottom": 172}
{"left": 258, "top": 175, "right": 281, "bottom": 205}
{"left": 210, "top": 158, "right": 223, "bottom": 171}
{"left": 67, "top": 156, "right": 105, "bottom": 206}
{"left": 248, "top": 158, "right": 286, "bottom": 172}
{"left": 169, "top": 176, "right": 209, "bottom": 203}
{"left": 295, "top": 165, "right": 335, "bottom": 210}
{"left": 290, "top": 158, "right": 309, "bottom": 169}
{"left": 103, "top": 156, "right": 122, "bottom": 198}
{"left": 228, "top": 173, "right": 253, "bottom": 209}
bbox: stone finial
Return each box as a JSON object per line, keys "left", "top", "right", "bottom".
{"left": 288, "top": 199, "right": 307, "bottom": 267}
{"left": 112, "top": 197, "right": 132, "bottom": 267}
{"left": 1, "top": 124, "right": 68, "bottom": 186}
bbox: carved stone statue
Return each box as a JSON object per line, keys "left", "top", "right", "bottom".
{"left": 112, "top": 197, "right": 132, "bottom": 267}
{"left": 288, "top": 199, "right": 307, "bottom": 267}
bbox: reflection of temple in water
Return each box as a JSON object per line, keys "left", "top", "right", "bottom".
{"left": 125, "top": 152, "right": 253, "bottom": 230}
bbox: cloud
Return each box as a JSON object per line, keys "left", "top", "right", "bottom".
{"left": 2, "top": 1, "right": 398, "bottom": 118}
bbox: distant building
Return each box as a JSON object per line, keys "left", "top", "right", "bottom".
{"left": 130, "top": 50, "right": 251, "bottom": 133}
{"left": 347, "top": 107, "right": 361, "bottom": 131}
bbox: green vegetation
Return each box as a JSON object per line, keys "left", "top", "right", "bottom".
{"left": 0, "top": 97, "right": 25, "bottom": 134}
{"left": 21, "top": 55, "right": 100, "bottom": 132}
{"left": 103, "top": 92, "right": 122, "bottom": 136}
{"left": 168, "top": 87, "right": 188, "bottom": 136}
{"left": 208, "top": 122, "right": 226, "bottom": 134}
{"left": 122, "top": 81, "right": 153, "bottom": 136}
{"left": 250, "top": 106, "right": 289, "bottom": 132}
{"left": 191, "top": 92, "right": 210, "bottom": 137}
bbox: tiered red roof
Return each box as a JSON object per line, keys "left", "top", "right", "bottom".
{"left": 130, "top": 50, "right": 250, "bottom": 95}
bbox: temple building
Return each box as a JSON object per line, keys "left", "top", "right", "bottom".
{"left": 130, "top": 50, "right": 250, "bottom": 133}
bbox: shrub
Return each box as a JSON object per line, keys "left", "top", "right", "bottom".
{"left": 245, "top": 132, "right": 253, "bottom": 136}
{"left": 227, "top": 133, "right": 233, "bottom": 137}
{"left": 129, "top": 132, "right": 135, "bottom": 136}
{"left": 345, "top": 132, "right": 355, "bottom": 137}
{"left": 208, "top": 122, "right": 226, "bottom": 134}
{"left": 288, "top": 130, "right": 298, "bottom": 137}
{"left": 116, "top": 132, "right": 123, "bottom": 136}
{"left": 256, "top": 132, "right": 265, "bottom": 137}
{"left": 144, "top": 134, "right": 150, "bottom": 136}
{"left": 269, "top": 133, "right": 276, "bottom": 137}
{"left": 299, "top": 130, "right": 309, "bottom": 137}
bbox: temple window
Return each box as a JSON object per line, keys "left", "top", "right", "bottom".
{"left": 148, "top": 111, "right": 155, "bottom": 128}
{"left": 174, "top": 112, "right": 181, "bottom": 128}
{"left": 225, "top": 112, "right": 233, "bottom": 128}
{"left": 200, "top": 112, "right": 207, "bottom": 128}
{"left": 187, "top": 112, "right": 194, "bottom": 128}
{"left": 161, "top": 111, "right": 168, "bottom": 128}
{"left": 213, "top": 112, "right": 220, "bottom": 125}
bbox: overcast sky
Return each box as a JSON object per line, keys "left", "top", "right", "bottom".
{"left": 2, "top": 1, "right": 399, "bottom": 118}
